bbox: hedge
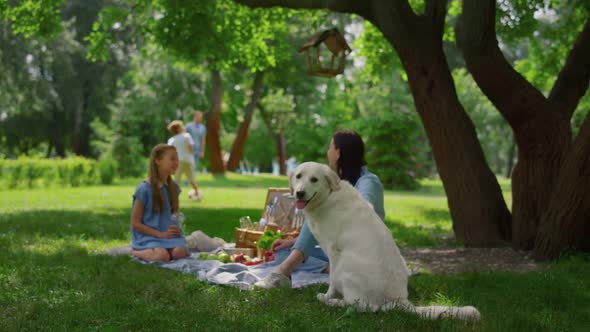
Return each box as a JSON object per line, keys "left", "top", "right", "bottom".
{"left": 0, "top": 156, "right": 116, "bottom": 190}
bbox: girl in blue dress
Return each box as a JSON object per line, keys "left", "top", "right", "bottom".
{"left": 130, "top": 144, "right": 189, "bottom": 262}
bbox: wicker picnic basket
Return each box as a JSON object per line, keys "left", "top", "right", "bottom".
{"left": 235, "top": 229, "right": 300, "bottom": 249}
{"left": 235, "top": 188, "right": 304, "bottom": 249}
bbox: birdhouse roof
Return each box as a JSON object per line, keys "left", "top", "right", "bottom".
{"left": 298, "top": 28, "right": 351, "bottom": 54}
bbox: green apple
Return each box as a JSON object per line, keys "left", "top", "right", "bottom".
{"left": 217, "top": 253, "right": 231, "bottom": 263}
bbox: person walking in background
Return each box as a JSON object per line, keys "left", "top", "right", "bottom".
{"left": 130, "top": 144, "right": 189, "bottom": 262}
{"left": 185, "top": 110, "right": 207, "bottom": 174}
{"left": 167, "top": 120, "right": 202, "bottom": 201}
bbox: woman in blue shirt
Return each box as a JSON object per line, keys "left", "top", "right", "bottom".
{"left": 256, "top": 129, "right": 385, "bottom": 288}
{"left": 130, "top": 144, "right": 189, "bottom": 262}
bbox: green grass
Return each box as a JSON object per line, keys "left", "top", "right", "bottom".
{"left": 1, "top": 173, "right": 588, "bottom": 331}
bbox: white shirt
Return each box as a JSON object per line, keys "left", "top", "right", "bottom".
{"left": 167, "top": 133, "right": 194, "bottom": 164}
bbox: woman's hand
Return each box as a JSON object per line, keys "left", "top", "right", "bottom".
{"left": 271, "top": 238, "right": 296, "bottom": 252}
{"left": 160, "top": 226, "right": 182, "bottom": 238}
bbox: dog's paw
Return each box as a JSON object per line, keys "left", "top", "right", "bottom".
{"left": 317, "top": 293, "right": 345, "bottom": 307}
{"left": 317, "top": 292, "right": 330, "bottom": 303}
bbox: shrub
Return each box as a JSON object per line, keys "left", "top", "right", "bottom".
{"left": 0, "top": 157, "right": 101, "bottom": 190}
{"left": 359, "top": 109, "right": 427, "bottom": 190}
{"left": 112, "top": 136, "right": 147, "bottom": 178}
{"left": 98, "top": 157, "right": 118, "bottom": 185}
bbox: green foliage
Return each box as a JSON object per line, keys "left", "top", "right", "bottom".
{"left": 242, "top": 117, "right": 276, "bottom": 172}
{"left": 0, "top": 2, "right": 131, "bottom": 158}
{"left": 354, "top": 21, "right": 403, "bottom": 83}
{"left": 97, "top": 156, "right": 118, "bottom": 185}
{"left": 358, "top": 108, "right": 425, "bottom": 190}
{"left": 0, "top": 0, "right": 63, "bottom": 38}
{"left": 408, "top": 0, "right": 425, "bottom": 14}
{"left": 355, "top": 73, "right": 431, "bottom": 189}
{"left": 84, "top": 5, "right": 130, "bottom": 62}
{"left": 105, "top": 44, "right": 207, "bottom": 177}
{"left": 510, "top": 2, "right": 590, "bottom": 95}
{"left": 0, "top": 156, "right": 100, "bottom": 189}
{"left": 86, "top": 0, "right": 293, "bottom": 73}
{"left": 111, "top": 134, "right": 147, "bottom": 178}
{"left": 89, "top": 117, "right": 114, "bottom": 158}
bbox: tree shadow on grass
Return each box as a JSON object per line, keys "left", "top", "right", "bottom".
{"left": 0, "top": 207, "right": 262, "bottom": 244}
{"left": 114, "top": 175, "right": 289, "bottom": 189}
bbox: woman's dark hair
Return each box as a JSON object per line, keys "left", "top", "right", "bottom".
{"left": 332, "top": 129, "right": 366, "bottom": 186}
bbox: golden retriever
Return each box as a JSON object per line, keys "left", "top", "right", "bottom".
{"left": 290, "top": 162, "right": 480, "bottom": 320}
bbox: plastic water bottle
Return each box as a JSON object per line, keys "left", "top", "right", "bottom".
{"left": 171, "top": 212, "right": 185, "bottom": 230}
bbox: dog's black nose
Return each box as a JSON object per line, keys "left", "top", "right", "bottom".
{"left": 296, "top": 190, "right": 305, "bottom": 200}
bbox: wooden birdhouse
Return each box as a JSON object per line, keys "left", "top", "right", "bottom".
{"left": 298, "top": 28, "right": 351, "bottom": 78}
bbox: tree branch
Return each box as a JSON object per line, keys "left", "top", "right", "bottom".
{"left": 548, "top": 17, "right": 590, "bottom": 119}
{"left": 233, "top": 0, "right": 372, "bottom": 18}
{"left": 456, "top": 0, "right": 548, "bottom": 129}
{"left": 424, "top": 0, "right": 448, "bottom": 39}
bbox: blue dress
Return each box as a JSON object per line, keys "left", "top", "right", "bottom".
{"left": 131, "top": 180, "right": 188, "bottom": 250}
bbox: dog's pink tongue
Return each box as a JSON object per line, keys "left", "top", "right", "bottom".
{"left": 296, "top": 200, "right": 306, "bottom": 209}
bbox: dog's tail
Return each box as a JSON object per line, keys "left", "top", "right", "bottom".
{"left": 382, "top": 300, "right": 481, "bottom": 321}
{"left": 412, "top": 305, "right": 480, "bottom": 320}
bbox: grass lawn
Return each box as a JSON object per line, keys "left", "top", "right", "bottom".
{"left": 1, "top": 173, "right": 588, "bottom": 331}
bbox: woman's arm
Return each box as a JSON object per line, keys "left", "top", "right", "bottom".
{"left": 271, "top": 238, "right": 296, "bottom": 252}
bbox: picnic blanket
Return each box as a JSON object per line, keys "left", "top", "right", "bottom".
{"left": 107, "top": 244, "right": 329, "bottom": 290}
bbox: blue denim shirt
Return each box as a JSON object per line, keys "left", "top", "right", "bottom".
{"left": 185, "top": 122, "right": 206, "bottom": 153}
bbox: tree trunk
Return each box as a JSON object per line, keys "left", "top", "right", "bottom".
{"left": 226, "top": 71, "right": 265, "bottom": 171}
{"left": 457, "top": 1, "right": 590, "bottom": 251}
{"left": 50, "top": 106, "right": 66, "bottom": 158}
{"left": 46, "top": 141, "right": 53, "bottom": 158}
{"left": 372, "top": 2, "right": 511, "bottom": 245}
{"left": 505, "top": 139, "right": 516, "bottom": 178}
{"left": 406, "top": 56, "right": 511, "bottom": 245}
{"left": 276, "top": 131, "right": 287, "bottom": 176}
{"left": 533, "top": 112, "right": 590, "bottom": 259}
{"left": 53, "top": 130, "right": 65, "bottom": 157}
{"left": 258, "top": 103, "right": 287, "bottom": 175}
{"left": 206, "top": 69, "right": 225, "bottom": 174}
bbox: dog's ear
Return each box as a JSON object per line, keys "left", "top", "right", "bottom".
{"left": 324, "top": 165, "right": 341, "bottom": 192}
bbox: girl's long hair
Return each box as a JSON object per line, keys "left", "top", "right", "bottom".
{"left": 148, "top": 144, "right": 179, "bottom": 213}
{"left": 332, "top": 129, "right": 366, "bottom": 186}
